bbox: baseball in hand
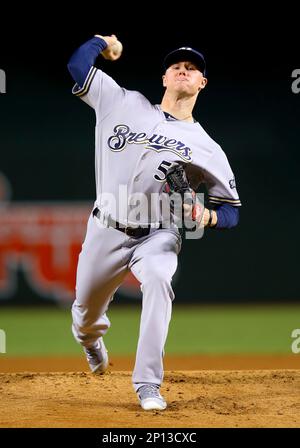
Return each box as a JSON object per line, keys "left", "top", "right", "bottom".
{"left": 111, "top": 40, "right": 123, "bottom": 57}
{"left": 102, "top": 39, "right": 123, "bottom": 61}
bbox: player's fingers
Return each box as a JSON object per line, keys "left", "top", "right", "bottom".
{"left": 101, "top": 35, "right": 118, "bottom": 49}
{"left": 183, "top": 203, "right": 193, "bottom": 218}
{"left": 102, "top": 47, "right": 121, "bottom": 61}
{"left": 109, "top": 34, "right": 118, "bottom": 45}
{"left": 192, "top": 203, "right": 204, "bottom": 222}
{"left": 110, "top": 52, "right": 121, "bottom": 61}
{"left": 164, "top": 183, "right": 171, "bottom": 194}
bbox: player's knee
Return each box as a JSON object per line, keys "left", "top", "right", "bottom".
{"left": 144, "top": 267, "right": 171, "bottom": 284}
{"left": 141, "top": 269, "right": 174, "bottom": 295}
{"left": 141, "top": 278, "right": 175, "bottom": 303}
{"left": 72, "top": 302, "right": 110, "bottom": 331}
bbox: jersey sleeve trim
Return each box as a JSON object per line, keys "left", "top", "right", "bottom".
{"left": 208, "top": 195, "right": 242, "bottom": 206}
{"left": 72, "top": 66, "right": 97, "bottom": 97}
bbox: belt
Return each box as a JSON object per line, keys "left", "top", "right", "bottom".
{"left": 93, "top": 207, "right": 162, "bottom": 238}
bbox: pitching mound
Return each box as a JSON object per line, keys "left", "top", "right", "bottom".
{"left": 1, "top": 370, "right": 300, "bottom": 428}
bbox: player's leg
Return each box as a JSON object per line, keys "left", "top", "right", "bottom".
{"left": 72, "top": 213, "right": 129, "bottom": 348}
{"left": 129, "top": 229, "right": 181, "bottom": 392}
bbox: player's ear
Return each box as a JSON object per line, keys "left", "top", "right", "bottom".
{"left": 162, "top": 74, "right": 167, "bottom": 88}
{"left": 198, "top": 77, "right": 208, "bottom": 91}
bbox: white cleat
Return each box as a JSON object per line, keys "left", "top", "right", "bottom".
{"left": 83, "top": 338, "right": 109, "bottom": 374}
{"left": 137, "top": 384, "right": 167, "bottom": 411}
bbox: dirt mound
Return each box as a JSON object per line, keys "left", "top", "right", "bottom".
{"left": 1, "top": 370, "right": 300, "bottom": 428}
{"left": 1, "top": 354, "right": 300, "bottom": 372}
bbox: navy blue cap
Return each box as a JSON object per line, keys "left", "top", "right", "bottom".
{"left": 163, "top": 47, "right": 206, "bottom": 75}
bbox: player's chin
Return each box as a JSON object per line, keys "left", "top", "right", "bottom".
{"left": 174, "top": 84, "right": 190, "bottom": 93}
{"left": 175, "top": 87, "right": 195, "bottom": 98}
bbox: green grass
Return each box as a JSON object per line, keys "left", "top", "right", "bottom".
{"left": 0, "top": 304, "right": 299, "bottom": 356}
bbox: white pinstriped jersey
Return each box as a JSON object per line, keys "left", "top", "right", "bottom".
{"left": 72, "top": 67, "right": 241, "bottom": 225}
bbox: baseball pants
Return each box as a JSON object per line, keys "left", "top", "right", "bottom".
{"left": 71, "top": 212, "right": 181, "bottom": 391}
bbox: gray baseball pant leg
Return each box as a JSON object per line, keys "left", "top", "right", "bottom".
{"left": 130, "top": 229, "right": 181, "bottom": 392}
{"left": 72, "top": 214, "right": 129, "bottom": 348}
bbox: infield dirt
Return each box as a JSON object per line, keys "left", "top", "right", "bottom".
{"left": 1, "top": 356, "right": 300, "bottom": 428}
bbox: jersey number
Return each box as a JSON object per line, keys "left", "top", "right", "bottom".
{"left": 154, "top": 160, "right": 172, "bottom": 181}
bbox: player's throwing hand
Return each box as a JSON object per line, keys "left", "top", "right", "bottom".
{"left": 94, "top": 34, "right": 123, "bottom": 61}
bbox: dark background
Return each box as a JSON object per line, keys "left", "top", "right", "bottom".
{"left": 0, "top": 8, "right": 299, "bottom": 303}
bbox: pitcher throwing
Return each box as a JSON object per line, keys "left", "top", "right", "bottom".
{"left": 67, "top": 33, "right": 241, "bottom": 411}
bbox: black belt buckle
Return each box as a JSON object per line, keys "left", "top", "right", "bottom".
{"left": 124, "top": 226, "right": 149, "bottom": 238}
{"left": 124, "top": 226, "right": 136, "bottom": 237}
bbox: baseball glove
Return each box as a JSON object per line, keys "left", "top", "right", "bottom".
{"left": 166, "top": 164, "right": 203, "bottom": 222}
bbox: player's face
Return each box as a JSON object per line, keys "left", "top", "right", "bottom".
{"left": 163, "top": 61, "right": 207, "bottom": 97}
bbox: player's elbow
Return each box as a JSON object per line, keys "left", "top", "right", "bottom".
{"left": 67, "top": 59, "right": 77, "bottom": 78}
{"left": 67, "top": 58, "right": 85, "bottom": 89}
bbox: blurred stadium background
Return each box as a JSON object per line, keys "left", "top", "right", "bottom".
{"left": 0, "top": 16, "right": 300, "bottom": 368}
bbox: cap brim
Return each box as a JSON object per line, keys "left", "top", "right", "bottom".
{"left": 164, "top": 49, "right": 206, "bottom": 74}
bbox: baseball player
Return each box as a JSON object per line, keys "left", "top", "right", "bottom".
{"left": 67, "top": 34, "right": 241, "bottom": 411}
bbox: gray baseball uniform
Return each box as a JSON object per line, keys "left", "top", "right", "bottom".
{"left": 71, "top": 67, "right": 241, "bottom": 391}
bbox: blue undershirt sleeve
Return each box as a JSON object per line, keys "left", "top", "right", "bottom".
{"left": 214, "top": 203, "right": 239, "bottom": 229}
{"left": 67, "top": 36, "right": 108, "bottom": 88}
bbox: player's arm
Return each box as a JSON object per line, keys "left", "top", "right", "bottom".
{"left": 201, "top": 147, "right": 241, "bottom": 229}
{"left": 67, "top": 35, "right": 122, "bottom": 87}
{"left": 67, "top": 34, "right": 124, "bottom": 113}
{"left": 207, "top": 203, "right": 239, "bottom": 229}
{"left": 67, "top": 36, "right": 108, "bottom": 87}
{"left": 184, "top": 193, "right": 239, "bottom": 229}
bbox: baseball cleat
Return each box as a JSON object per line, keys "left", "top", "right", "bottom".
{"left": 137, "top": 385, "right": 167, "bottom": 411}
{"left": 83, "top": 337, "right": 109, "bottom": 374}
